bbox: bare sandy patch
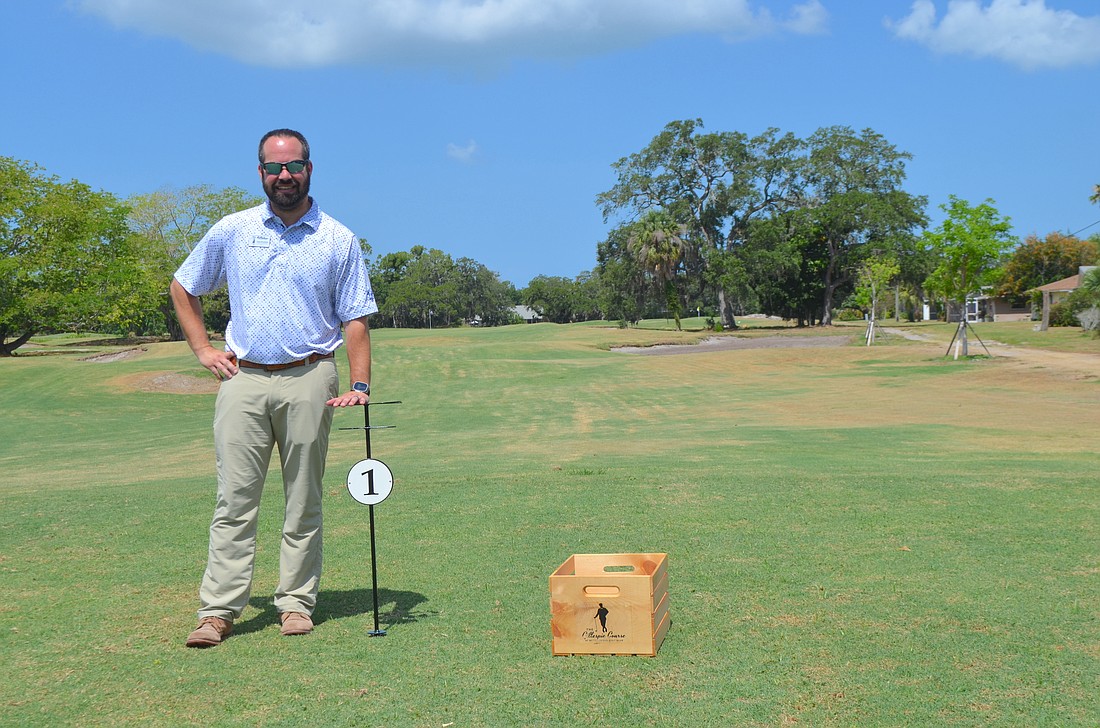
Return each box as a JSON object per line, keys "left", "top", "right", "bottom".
{"left": 881, "top": 326, "right": 1099, "bottom": 379}
{"left": 982, "top": 342, "right": 1100, "bottom": 381}
{"left": 109, "top": 371, "right": 221, "bottom": 394}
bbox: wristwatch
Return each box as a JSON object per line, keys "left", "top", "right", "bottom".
{"left": 352, "top": 381, "right": 370, "bottom": 395}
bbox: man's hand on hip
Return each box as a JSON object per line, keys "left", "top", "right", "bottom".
{"left": 197, "top": 346, "right": 239, "bottom": 381}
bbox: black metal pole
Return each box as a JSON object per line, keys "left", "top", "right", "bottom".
{"left": 364, "top": 400, "right": 372, "bottom": 458}
{"left": 364, "top": 403, "right": 386, "bottom": 636}
{"left": 368, "top": 503, "right": 383, "bottom": 635}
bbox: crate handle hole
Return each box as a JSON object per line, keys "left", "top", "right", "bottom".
{"left": 603, "top": 565, "right": 635, "bottom": 573}
{"left": 583, "top": 586, "right": 620, "bottom": 597}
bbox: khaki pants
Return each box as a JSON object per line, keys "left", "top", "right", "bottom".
{"left": 197, "top": 359, "right": 339, "bottom": 621}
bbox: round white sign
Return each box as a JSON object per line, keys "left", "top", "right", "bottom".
{"left": 346, "top": 458, "right": 394, "bottom": 506}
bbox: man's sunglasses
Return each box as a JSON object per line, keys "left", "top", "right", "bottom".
{"left": 261, "top": 160, "right": 308, "bottom": 175}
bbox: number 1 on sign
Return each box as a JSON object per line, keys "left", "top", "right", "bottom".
{"left": 347, "top": 458, "right": 394, "bottom": 505}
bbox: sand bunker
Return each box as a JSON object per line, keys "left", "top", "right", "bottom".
{"left": 615, "top": 335, "right": 853, "bottom": 355}
{"left": 80, "top": 347, "right": 148, "bottom": 363}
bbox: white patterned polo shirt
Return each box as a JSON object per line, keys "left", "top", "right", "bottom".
{"left": 174, "top": 200, "right": 378, "bottom": 364}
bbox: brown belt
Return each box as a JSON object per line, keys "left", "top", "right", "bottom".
{"left": 237, "top": 352, "right": 333, "bottom": 372}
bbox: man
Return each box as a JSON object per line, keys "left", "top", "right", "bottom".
{"left": 594, "top": 603, "right": 609, "bottom": 632}
{"left": 171, "top": 129, "right": 377, "bottom": 648}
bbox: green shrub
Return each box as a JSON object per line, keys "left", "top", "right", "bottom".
{"left": 834, "top": 308, "right": 865, "bottom": 322}
{"left": 1052, "top": 276, "right": 1100, "bottom": 328}
{"left": 1048, "top": 301, "right": 1079, "bottom": 327}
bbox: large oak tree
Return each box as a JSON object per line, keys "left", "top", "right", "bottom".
{"left": 596, "top": 121, "right": 926, "bottom": 327}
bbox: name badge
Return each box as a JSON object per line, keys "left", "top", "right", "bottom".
{"left": 248, "top": 235, "right": 274, "bottom": 248}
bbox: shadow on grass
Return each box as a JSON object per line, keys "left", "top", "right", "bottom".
{"left": 239, "top": 587, "right": 433, "bottom": 635}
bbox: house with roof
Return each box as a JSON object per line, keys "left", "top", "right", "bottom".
{"left": 923, "top": 291, "right": 1030, "bottom": 323}
{"left": 963, "top": 292, "right": 1032, "bottom": 323}
{"left": 511, "top": 305, "right": 542, "bottom": 323}
{"left": 1031, "top": 266, "right": 1098, "bottom": 330}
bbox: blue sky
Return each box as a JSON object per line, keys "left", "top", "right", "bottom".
{"left": 6, "top": 1, "right": 1100, "bottom": 287}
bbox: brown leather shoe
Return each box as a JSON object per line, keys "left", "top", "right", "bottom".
{"left": 185, "top": 616, "right": 233, "bottom": 648}
{"left": 279, "top": 611, "right": 314, "bottom": 636}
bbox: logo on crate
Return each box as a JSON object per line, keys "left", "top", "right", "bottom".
{"left": 581, "top": 602, "right": 627, "bottom": 643}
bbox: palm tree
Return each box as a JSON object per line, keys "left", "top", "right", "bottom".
{"left": 1081, "top": 267, "right": 1100, "bottom": 294}
{"left": 627, "top": 210, "right": 688, "bottom": 330}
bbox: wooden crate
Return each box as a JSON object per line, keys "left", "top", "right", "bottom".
{"left": 549, "top": 553, "right": 670, "bottom": 656}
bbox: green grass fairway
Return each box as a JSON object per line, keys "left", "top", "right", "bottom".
{"left": 2, "top": 322, "right": 1097, "bottom": 726}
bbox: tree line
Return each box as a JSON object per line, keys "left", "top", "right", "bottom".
{"left": 596, "top": 119, "right": 1100, "bottom": 331}
{"left": 3, "top": 121, "right": 1098, "bottom": 354}
{"left": 0, "top": 159, "right": 523, "bottom": 354}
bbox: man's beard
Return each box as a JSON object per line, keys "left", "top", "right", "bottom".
{"left": 265, "top": 175, "right": 311, "bottom": 211}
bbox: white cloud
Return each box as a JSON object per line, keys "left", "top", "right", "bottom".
{"left": 73, "top": 0, "right": 829, "bottom": 70}
{"left": 446, "top": 140, "right": 479, "bottom": 163}
{"left": 783, "top": 0, "right": 829, "bottom": 36}
{"left": 888, "top": 0, "right": 1100, "bottom": 70}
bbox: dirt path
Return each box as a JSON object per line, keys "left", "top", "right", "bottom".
{"left": 880, "top": 326, "right": 1099, "bottom": 379}
{"left": 981, "top": 341, "right": 1100, "bottom": 379}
